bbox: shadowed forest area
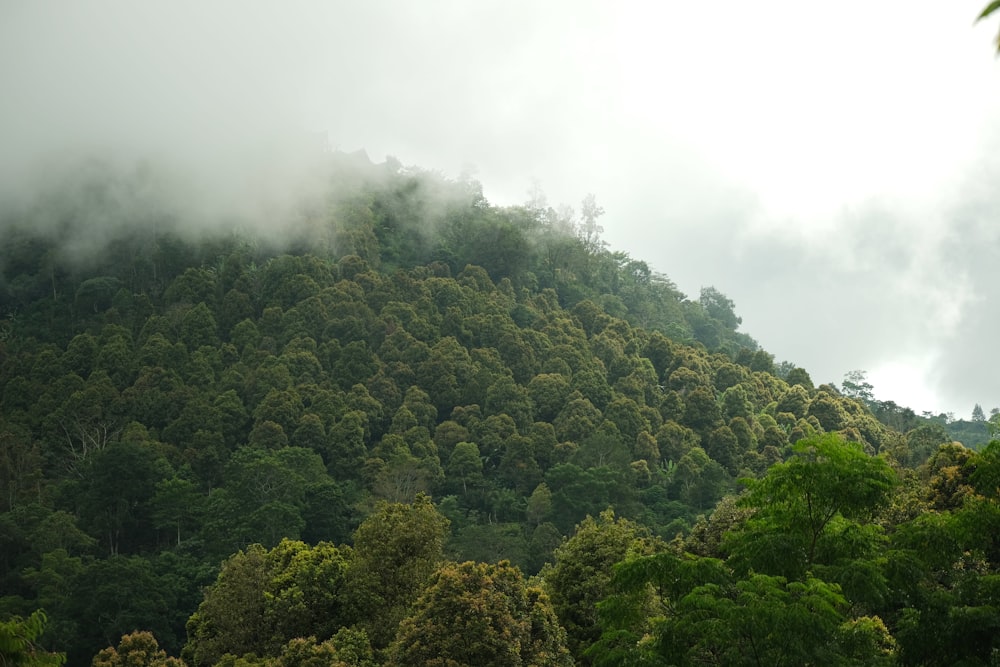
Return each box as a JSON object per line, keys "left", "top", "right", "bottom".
{"left": 2, "top": 153, "right": 1000, "bottom": 665}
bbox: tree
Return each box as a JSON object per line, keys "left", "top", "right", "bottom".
{"left": 542, "top": 511, "right": 651, "bottom": 663}
{"left": 446, "top": 441, "right": 484, "bottom": 496}
{"left": 388, "top": 560, "right": 572, "bottom": 667}
{"left": 554, "top": 395, "right": 602, "bottom": 444}
{"left": 151, "top": 476, "right": 202, "bottom": 546}
{"left": 77, "top": 439, "right": 169, "bottom": 555}
{"left": 785, "top": 366, "right": 814, "bottom": 390}
{"left": 527, "top": 373, "right": 572, "bottom": 423}
{"left": 727, "top": 433, "right": 896, "bottom": 579}
{"left": 578, "top": 194, "right": 605, "bottom": 251}
{"left": 671, "top": 446, "right": 728, "bottom": 509}
{"left": 808, "top": 392, "right": 848, "bottom": 432}
{"left": 0, "top": 610, "right": 65, "bottom": 666}
{"left": 67, "top": 556, "right": 179, "bottom": 665}
{"left": 183, "top": 540, "right": 350, "bottom": 666}
{"left": 699, "top": 286, "right": 741, "bottom": 331}
{"left": 92, "top": 631, "right": 184, "bottom": 667}
{"left": 178, "top": 302, "right": 219, "bottom": 350}
{"left": 972, "top": 403, "right": 986, "bottom": 422}
{"left": 591, "top": 547, "right": 899, "bottom": 666}
{"left": 346, "top": 494, "right": 450, "bottom": 649}
{"left": 593, "top": 552, "right": 885, "bottom": 666}
{"left": 449, "top": 524, "right": 530, "bottom": 571}
{"left": 202, "top": 447, "right": 334, "bottom": 555}
{"left": 544, "top": 464, "right": 635, "bottom": 533}
{"left": 842, "top": 370, "right": 874, "bottom": 405}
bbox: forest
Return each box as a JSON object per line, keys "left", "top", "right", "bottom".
{"left": 2, "top": 151, "right": 1000, "bottom": 666}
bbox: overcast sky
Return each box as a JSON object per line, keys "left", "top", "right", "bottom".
{"left": 3, "top": 1, "right": 1000, "bottom": 417}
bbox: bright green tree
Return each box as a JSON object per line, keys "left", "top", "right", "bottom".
{"left": 727, "top": 434, "right": 896, "bottom": 579}
{"left": 0, "top": 610, "right": 65, "bottom": 666}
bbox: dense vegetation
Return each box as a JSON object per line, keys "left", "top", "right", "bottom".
{"left": 1, "top": 152, "right": 998, "bottom": 665}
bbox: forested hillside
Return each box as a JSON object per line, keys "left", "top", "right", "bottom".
{"left": 1, "top": 153, "right": 998, "bottom": 665}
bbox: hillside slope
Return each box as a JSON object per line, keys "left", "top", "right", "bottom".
{"left": 0, "top": 154, "right": 954, "bottom": 663}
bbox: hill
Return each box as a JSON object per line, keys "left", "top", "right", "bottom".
{"left": 0, "top": 153, "right": 983, "bottom": 665}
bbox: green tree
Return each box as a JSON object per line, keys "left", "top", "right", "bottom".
{"left": 151, "top": 476, "right": 202, "bottom": 546}
{"left": 553, "top": 394, "right": 602, "bottom": 444}
{"left": 77, "top": 440, "right": 169, "bottom": 555}
{"left": 346, "top": 494, "right": 450, "bottom": 649}
{"left": 727, "top": 434, "right": 896, "bottom": 578}
{"left": 527, "top": 373, "right": 572, "bottom": 424}
{"left": 446, "top": 441, "right": 484, "bottom": 496}
{"left": 542, "top": 511, "right": 650, "bottom": 663}
{"left": 842, "top": 370, "right": 874, "bottom": 405}
{"left": 657, "top": 573, "right": 853, "bottom": 666}
{"left": 699, "top": 286, "right": 741, "bottom": 330}
{"left": 785, "top": 366, "right": 814, "bottom": 390}
{"left": 574, "top": 421, "right": 628, "bottom": 470}
{"left": 448, "top": 523, "right": 531, "bottom": 572}
{"left": 92, "top": 631, "right": 184, "bottom": 667}
{"left": 388, "top": 560, "right": 572, "bottom": 667}
{"left": 183, "top": 539, "right": 350, "bottom": 666}
{"left": 203, "top": 447, "right": 332, "bottom": 553}
{"left": 66, "top": 556, "right": 180, "bottom": 665}
{"left": 671, "top": 446, "right": 728, "bottom": 509}
{"left": 0, "top": 610, "right": 65, "bottom": 666}
{"left": 592, "top": 551, "right": 898, "bottom": 666}
{"left": 178, "top": 303, "right": 219, "bottom": 350}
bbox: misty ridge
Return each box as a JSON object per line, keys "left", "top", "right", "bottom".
{"left": 1, "top": 143, "right": 376, "bottom": 261}
{"left": 0, "top": 143, "right": 490, "bottom": 293}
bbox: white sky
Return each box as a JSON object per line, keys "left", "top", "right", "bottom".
{"left": 3, "top": 1, "right": 1000, "bottom": 417}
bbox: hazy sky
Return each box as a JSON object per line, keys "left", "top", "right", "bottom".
{"left": 3, "top": 1, "right": 1000, "bottom": 417}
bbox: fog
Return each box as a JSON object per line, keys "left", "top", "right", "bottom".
{"left": 3, "top": 1, "right": 1000, "bottom": 416}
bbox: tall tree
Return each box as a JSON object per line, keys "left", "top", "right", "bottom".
{"left": 346, "top": 494, "right": 450, "bottom": 650}
{"left": 389, "top": 560, "right": 572, "bottom": 667}
{"left": 183, "top": 539, "right": 350, "bottom": 666}
{"left": 542, "top": 511, "right": 652, "bottom": 663}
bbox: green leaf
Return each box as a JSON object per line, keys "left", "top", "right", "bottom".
{"left": 978, "top": 0, "right": 1000, "bottom": 21}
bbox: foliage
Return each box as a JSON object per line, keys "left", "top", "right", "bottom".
{"left": 542, "top": 511, "right": 654, "bottom": 663}
{"left": 727, "top": 433, "right": 896, "bottom": 577}
{"left": 979, "top": 1, "right": 1000, "bottom": 51}
{"left": 183, "top": 539, "right": 350, "bottom": 666}
{"left": 92, "top": 631, "right": 184, "bottom": 667}
{"left": 388, "top": 560, "right": 572, "bottom": 667}
{"left": 0, "top": 610, "right": 65, "bottom": 666}
{"left": 341, "top": 495, "right": 448, "bottom": 650}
